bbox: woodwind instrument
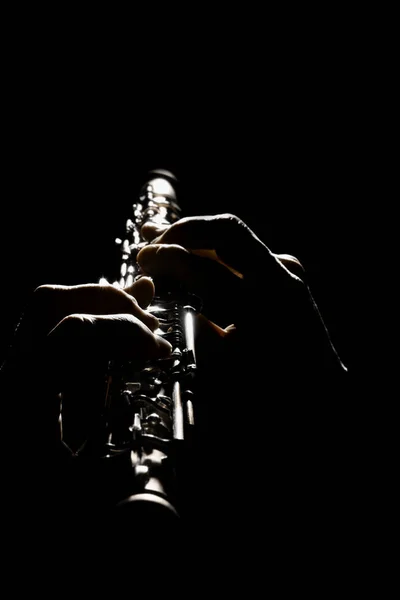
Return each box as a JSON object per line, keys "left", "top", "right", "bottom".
{"left": 76, "top": 169, "right": 201, "bottom": 533}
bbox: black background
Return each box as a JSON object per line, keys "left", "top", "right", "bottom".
{"left": 1, "top": 16, "right": 382, "bottom": 377}
{"left": 1, "top": 15, "right": 395, "bottom": 590}
{"left": 1, "top": 118, "right": 353, "bottom": 370}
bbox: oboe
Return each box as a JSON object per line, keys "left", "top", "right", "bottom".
{"left": 90, "top": 169, "right": 200, "bottom": 529}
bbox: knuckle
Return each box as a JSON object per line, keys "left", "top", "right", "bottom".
{"left": 216, "top": 213, "right": 251, "bottom": 246}
{"left": 98, "top": 283, "right": 119, "bottom": 298}
{"left": 218, "top": 213, "right": 242, "bottom": 226}
{"left": 102, "top": 283, "right": 139, "bottom": 309}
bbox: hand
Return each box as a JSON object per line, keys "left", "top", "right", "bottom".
{"left": 137, "top": 213, "right": 344, "bottom": 374}
{"left": 1, "top": 277, "right": 172, "bottom": 448}
{"left": 136, "top": 213, "right": 348, "bottom": 539}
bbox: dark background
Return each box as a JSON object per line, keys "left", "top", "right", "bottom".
{"left": 2, "top": 17, "right": 384, "bottom": 377}
{"left": 0, "top": 15, "right": 395, "bottom": 591}
{"left": 1, "top": 119, "right": 353, "bottom": 370}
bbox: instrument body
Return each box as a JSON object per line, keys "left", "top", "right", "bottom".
{"left": 88, "top": 170, "right": 200, "bottom": 522}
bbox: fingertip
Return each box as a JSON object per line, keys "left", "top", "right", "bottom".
{"left": 136, "top": 245, "right": 160, "bottom": 273}
{"left": 124, "top": 276, "right": 155, "bottom": 308}
{"left": 275, "top": 254, "right": 306, "bottom": 281}
{"left": 136, "top": 244, "right": 153, "bottom": 265}
{"left": 157, "top": 336, "right": 173, "bottom": 357}
{"left": 141, "top": 222, "right": 169, "bottom": 242}
{"left": 276, "top": 254, "right": 304, "bottom": 270}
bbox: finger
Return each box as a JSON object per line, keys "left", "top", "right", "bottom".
{"left": 123, "top": 276, "right": 155, "bottom": 309}
{"left": 48, "top": 313, "right": 172, "bottom": 363}
{"left": 30, "top": 283, "right": 159, "bottom": 337}
{"left": 146, "top": 214, "right": 276, "bottom": 279}
{"left": 141, "top": 221, "right": 169, "bottom": 242}
{"left": 195, "top": 314, "right": 235, "bottom": 344}
{"left": 193, "top": 316, "right": 242, "bottom": 387}
{"left": 46, "top": 312, "right": 172, "bottom": 454}
{"left": 274, "top": 254, "right": 306, "bottom": 282}
{"left": 137, "top": 243, "right": 246, "bottom": 327}
{"left": 193, "top": 314, "right": 229, "bottom": 363}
